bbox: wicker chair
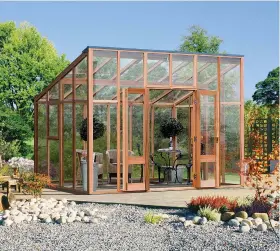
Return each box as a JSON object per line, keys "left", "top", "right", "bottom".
{"left": 105, "top": 149, "right": 134, "bottom": 183}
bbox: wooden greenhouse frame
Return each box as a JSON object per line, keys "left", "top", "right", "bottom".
{"left": 34, "top": 46, "right": 244, "bottom": 195}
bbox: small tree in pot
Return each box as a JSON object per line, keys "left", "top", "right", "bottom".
{"left": 79, "top": 117, "right": 105, "bottom": 191}
{"left": 160, "top": 118, "right": 184, "bottom": 148}
{"left": 79, "top": 117, "right": 105, "bottom": 142}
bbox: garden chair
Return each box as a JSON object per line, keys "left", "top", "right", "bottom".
{"left": 105, "top": 149, "right": 134, "bottom": 183}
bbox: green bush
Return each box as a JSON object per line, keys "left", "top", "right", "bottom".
{"left": 198, "top": 206, "right": 221, "bottom": 221}
{"left": 160, "top": 118, "right": 184, "bottom": 138}
{"left": 144, "top": 212, "right": 163, "bottom": 224}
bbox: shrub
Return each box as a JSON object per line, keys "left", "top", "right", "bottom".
{"left": 198, "top": 206, "right": 220, "bottom": 221}
{"left": 19, "top": 172, "right": 52, "bottom": 198}
{"left": 235, "top": 198, "right": 272, "bottom": 216}
{"left": 160, "top": 118, "right": 184, "bottom": 138}
{"left": 144, "top": 212, "right": 163, "bottom": 224}
{"left": 187, "top": 195, "right": 237, "bottom": 213}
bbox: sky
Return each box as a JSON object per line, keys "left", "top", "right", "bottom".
{"left": 0, "top": 1, "right": 279, "bottom": 100}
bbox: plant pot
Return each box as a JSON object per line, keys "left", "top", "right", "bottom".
{"left": 80, "top": 159, "right": 98, "bottom": 192}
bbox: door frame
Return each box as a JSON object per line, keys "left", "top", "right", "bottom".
{"left": 195, "top": 90, "right": 220, "bottom": 188}
{"left": 121, "top": 88, "right": 149, "bottom": 191}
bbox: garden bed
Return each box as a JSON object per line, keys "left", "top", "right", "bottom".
{"left": 0, "top": 199, "right": 279, "bottom": 251}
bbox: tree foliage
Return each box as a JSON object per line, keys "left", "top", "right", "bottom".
{"left": 179, "top": 25, "right": 223, "bottom": 54}
{"left": 252, "top": 67, "right": 279, "bottom": 106}
{"left": 0, "top": 21, "right": 69, "bottom": 127}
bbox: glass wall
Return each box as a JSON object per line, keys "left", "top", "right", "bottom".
{"left": 220, "top": 58, "right": 241, "bottom": 184}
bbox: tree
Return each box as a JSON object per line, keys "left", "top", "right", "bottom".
{"left": 0, "top": 105, "right": 32, "bottom": 157}
{"left": 179, "top": 25, "right": 223, "bottom": 54}
{"left": 0, "top": 21, "right": 69, "bottom": 127}
{"left": 252, "top": 67, "right": 279, "bottom": 106}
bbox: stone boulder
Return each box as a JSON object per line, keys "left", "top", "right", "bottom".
{"left": 228, "top": 219, "right": 240, "bottom": 227}
{"left": 221, "top": 212, "right": 235, "bottom": 222}
{"left": 235, "top": 211, "right": 248, "bottom": 219}
{"left": 257, "top": 223, "right": 267, "bottom": 231}
{"left": 252, "top": 213, "right": 269, "bottom": 222}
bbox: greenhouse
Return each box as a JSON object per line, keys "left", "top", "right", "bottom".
{"left": 34, "top": 46, "right": 244, "bottom": 194}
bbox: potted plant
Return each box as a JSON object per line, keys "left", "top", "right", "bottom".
{"left": 79, "top": 117, "right": 105, "bottom": 191}
{"left": 160, "top": 118, "right": 183, "bottom": 149}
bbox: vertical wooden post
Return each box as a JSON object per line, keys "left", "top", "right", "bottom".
{"left": 240, "top": 57, "right": 245, "bottom": 186}
{"left": 72, "top": 67, "right": 76, "bottom": 189}
{"left": 34, "top": 101, "right": 38, "bottom": 173}
{"left": 122, "top": 90, "right": 128, "bottom": 190}
{"left": 194, "top": 91, "right": 201, "bottom": 188}
{"left": 151, "top": 105, "right": 155, "bottom": 178}
{"left": 46, "top": 92, "right": 50, "bottom": 177}
{"left": 172, "top": 105, "right": 177, "bottom": 150}
{"left": 216, "top": 57, "right": 221, "bottom": 188}
{"left": 106, "top": 104, "right": 111, "bottom": 151}
{"left": 143, "top": 52, "right": 150, "bottom": 190}
{"left": 116, "top": 51, "right": 121, "bottom": 192}
{"left": 82, "top": 104, "right": 87, "bottom": 150}
{"left": 87, "top": 49, "right": 93, "bottom": 194}
{"left": 59, "top": 81, "right": 64, "bottom": 187}
{"left": 129, "top": 105, "right": 133, "bottom": 151}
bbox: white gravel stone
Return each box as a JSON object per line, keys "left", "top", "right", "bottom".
{"left": 192, "top": 216, "right": 201, "bottom": 224}
{"left": 184, "top": 220, "right": 193, "bottom": 227}
{"left": 3, "top": 219, "right": 13, "bottom": 226}
{"left": 32, "top": 215, "right": 38, "bottom": 221}
{"left": 239, "top": 225, "right": 250, "bottom": 233}
{"left": 199, "top": 217, "right": 207, "bottom": 225}
{"left": 78, "top": 211, "right": 85, "bottom": 217}
{"left": 70, "top": 201, "right": 76, "bottom": 206}
{"left": 10, "top": 209, "right": 20, "bottom": 216}
{"left": 252, "top": 218, "right": 263, "bottom": 226}
{"left": 14, "top": 215, "right": 24, "bottom": 224}
{"left": 228, "top": 219, "right": 240, "bottom": 227}
{"left": 26, "top": 216, "right": 32, "bottom": 222}
{"left": 38, "top": 214, "right": 49, "bottom": 220}
{"left": 67, "top": 217, "right": 75, "bottom": 223}
{"left": 83, "top": 216, "right": 90, "bottom": 223}
{"left": 61, "top": 198, "right": 68, "bottom": 204}
{"left": 44, "top": 217, "right": 52, "bottom": 224}
{"left": 58, "top": 216, "right": 67, "bottom": 224}
{"left": 75, "top": 216, "right": 82, "bottom": 222}
{"left": 257, "top": 223, "right": 267, "bottom": 231}
{"left": 179, "top": 217, "right": 186, "bottom": 223}
{"left": 89, "top": 218, "right": 99, "bottom": 224}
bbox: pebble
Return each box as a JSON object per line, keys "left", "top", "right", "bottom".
{"left": 228, "top": 219, "right": 240, "bottom": 227}
{"left": 257, "top": 223, "right": 267, "bottom": 232}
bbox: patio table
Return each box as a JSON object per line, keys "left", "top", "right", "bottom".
{"left": 157, "top": 148, "right": 182, "bottom": 183}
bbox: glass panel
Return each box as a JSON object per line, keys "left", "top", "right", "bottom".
{"left": 49, "top": 105, "right": 58, "bottom": 137}
{"left": 147, "top": 53, "right": 169, "bottom": 85}
{"left": 93, "top": 50, "right": 117, "bottom": 99}
{"left": 200, "top": 94, "right": 215, "bottom": 155}
{"left": 128, "top": 102, "right": 143, "bottom": 155}
{"left": 172, "top": 55, "right": 193, "bottom": 86}
{"left": 75, "top": 58, "right": 88, "bottom": 100}
{"left": 220, "top": 58, "right": 240, "bottom": 102}
{"left": 75, "top": 104, "right": 86, "bottom": 191}
{"left": 63, "top": 71, "right": 73, "bottom": 100}
{"left": 38, "top": 104, "right": 47, "bottom": 175}
{"left": 198, "top": 56, "right": 218, "bottom": 90}
{"left": 49, "top": 83, "right": 59, "bottom": 99}
{"left": 220, "top": 105, "right": 240, "bottom": 184}
{"left": 49, "top": 140, "right": 59, "bottom": 183}
{"left": 63, "top": 104, "right": 73, "bottom": 186}
{"left": 200, "top": 162, "right": 215, "bottom": 187}
{"left": 120, "top": 52, "right": 143, "bottom": 88}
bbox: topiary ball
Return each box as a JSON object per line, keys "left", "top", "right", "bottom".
{"left": 160, "top": 118, "right": 184, "bottom": 138}
{"left": 79, "top": 117, "right": 105, "bottom": 141}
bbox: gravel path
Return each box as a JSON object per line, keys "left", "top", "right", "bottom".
{"left": 0, "top": 203, "right": 278, "bottom": 251}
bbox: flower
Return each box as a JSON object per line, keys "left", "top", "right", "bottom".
{"left": 8, "top": 157, "right": 34, "bottom": 173}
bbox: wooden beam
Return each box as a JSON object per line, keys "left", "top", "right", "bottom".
{"left": 158, "top": 61, "right": 190, "bottom": 83}
{"left": 87, "top": 49, "right": 94, "bottom": 194}
{"left": 216, "top": 57, "right": 221, "bottom": 188}
{"left": 107, "top": 105, "right": 110, "bottom": 151}
{"left": 193, "top": 55, "right": 198, "bottom": 87}
{"left": 150, "top": 90, "right": 172, "bottom": 104}
{"left": 151, "top": 105, "right": 155, "bottom": 178}
{"left": 35, "top": 52, "right": 87, "bottom": 101}
{"left": 200, "top": 64, "right": 237, "bottom": 87}
{"left": 116, "top": 51, "right": 121, "bottom": 192}
{"left": 240, "top": 57, "right": 245, "bottom": 186}
{"left": 72, "top": 67, "right": 76, "bottom": 189}
{"left": 135, "top": 60, "right": 163, "bottom": 82}
{"left": 58, "top": 81, "right": 64, "bottom": 187}
{"left": 111, "top": 59, "right": 140, "bottom": 80}
{"left": 174, "top": 91, "right": 193, "bottom": 106}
